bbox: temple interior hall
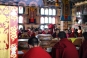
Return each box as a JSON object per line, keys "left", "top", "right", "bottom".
{"left": 0, "top": 0, "right": 87, "bottom": 58}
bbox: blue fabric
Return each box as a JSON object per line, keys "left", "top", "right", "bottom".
{"left": 61, "top": 15, "right": 71, "bottom": 21}
{"left": 68, "top": 16, "right": 71, "bottom": 21}
{"left": 61, "top": 15, "right": 65, "bottom": 21}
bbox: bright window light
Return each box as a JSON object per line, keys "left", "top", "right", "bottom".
{"left": 49, "top": 17, "right": 52, "bottom": 23}
{"left": 49, "top": 8, "right": 52, "bottom": 15}
{"left": 18, "top": 16, "right": 23, "bottom": 23}
{"left": 52, "top": 17, "right": 55, "bottom": 24}
{"left": 78, "top": 19, "right": 82, "bottom": 24}
{"left": 45, "top": 25, "right": 48, "bottom": 28}
{"left": 40, "top": 8, "right": 56, "bottom": 30}
{"left": 19, "top": 25, "right": 23, "bottom": 30}
{"left": 18, "top": 6, "right": 23, "bottom": 14}
{"left": 40, "top": 25, "right": 44, "bottom": 30}
{"left": 53, "top": 9, "right": 56, "bottom": 15}
{"left": 40, "top": 17, "right": 44, "bottom": 24}
{"left": 41, "top": 8, "right": 44, "bottom": 15}
{"left": 45, "top": 17, "right": 48, "bottom": 23}
{"left": 45, "top": 8, "right": 48, "bottom": 15}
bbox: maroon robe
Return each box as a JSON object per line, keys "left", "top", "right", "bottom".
{"left": 30, "top": 31, "right": 35, "bottom": 37}
{"left": 27, "top": 30, "right": 31, "bottom": 37}
{"left": 22, "top": 47, "right": 52, "bottom": 58}
{"left": 52, "top": 32, "right": 58, "bottom": 38}
{"left": 42, "top": 30, "right": 49, "bottom": 34}
{"left": 42, "top": 31, "right": 46, "bottom": 34}
{"left": 70, "top": 32, "right": 74, "bottom": 37}
{"left": 48, "top": 30, "right": 53, "bottom": 35}
{"left": 79, "top": 40, "right": 87, "bottom": 58}
{"left": 48, "top": 24, "right": 54, "bottom": 34}
{"left": 51, "top": 38, "right": 79, "bottom": 58}
{"left": 42, "top": 30, "right": 45, "bottom": 34}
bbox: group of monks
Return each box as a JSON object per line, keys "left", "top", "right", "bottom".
{"left": 18, "top": 26, "right": 82, "bottom": 39}
{"left": 21, "top": 31, "right": 87, "bottom": 58}
{"left": 18, "top": 27, "right": 54, "bottom": 38}
{"left": 18, "top": 24, "right": 87, "bottom": 58}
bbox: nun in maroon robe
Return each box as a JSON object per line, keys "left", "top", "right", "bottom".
{"left": 79, "top": 32, "right": 87, "bottom": 58}
{"left": 22, "top": 37, "right": 52, "bottom": 58}
{"left": 51, "top": 31, "right": 79, "bottom": 58}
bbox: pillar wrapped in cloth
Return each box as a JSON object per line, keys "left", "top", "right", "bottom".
{"left": 0, "top": 5, "right": 18, "bottom": 58}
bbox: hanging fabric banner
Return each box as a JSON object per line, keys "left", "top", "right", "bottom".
{"left": 0, "top": 5, "right": 18, "bottom": 58}
{"left": 61, "top": 0, "right": 71, "bottom": 21}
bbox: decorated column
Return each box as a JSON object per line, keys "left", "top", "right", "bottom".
{"left": 61, "top": 0, "right": 71, "bottom": 30}
{"left": 0, "top": 5, "right": 18, "bottom": 58}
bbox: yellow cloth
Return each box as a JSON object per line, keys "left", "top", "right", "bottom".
{"left": 68, "top": 38, "right": 77, "bottom": 43}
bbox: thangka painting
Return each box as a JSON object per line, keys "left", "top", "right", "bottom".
{"left": 61, "top": 0, "right": 71, "bottom": 21}
{"left": 0, "top": 5, "right": 18, "bottom": 58}
{"left": 29, "top": 6, "right": 37, "bottom": 23}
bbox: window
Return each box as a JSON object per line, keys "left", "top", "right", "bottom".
{"left": 19, "top": 25, "right": 23, "bottom": 30}
{"left": 40, "top": 8, "right": 56, "bottom": 30}
{"left": 18, "top": 6, "right": 24, "bottom": 30}
{"left": 44, "top": 25, "right": 48, "bottom": 28}
{"left": 49, "top": 8, "right": 52, "bottom": 15}
{"left": 40, "top": 25, "right": 48, "bottom": 30}
{"left": 76, "top": 12, "right": 81, "bottom": 17}
{"left": 18, "top": 16, "right": 23, "bottom": 23}
{"left": 45, "top": 8, "right": 48, "bottom": 15}
{"left": 52, "top": 17, "right": 55, "bottom": 24}
{"left": 49, "top": 17, "right": 52, "bottom": 23}
{"left": 41, "top": 8, "right": 44, "bottom": 15}
{"left": 18, "top": 6, "right": 24, "bottom": 14}
{"left": 45, "top": 17, "right": 48, "bottom": 23}
{"left": 40, "top": 17, "right": 44, "bottom": 24}
{"left": 53, "top": 9, "right": 56, "bottom": 15}
{"left": 40, "top": 25, "right": 44, "bottom": 30}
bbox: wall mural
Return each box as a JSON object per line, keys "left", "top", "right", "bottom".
{"left": 0, "top": 5, "right": 18, "bottom": 58}
{"left": 0, "top": 0, "right": 43, "bottom": 6}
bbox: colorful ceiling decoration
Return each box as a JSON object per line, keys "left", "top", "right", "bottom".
{"left": 0, "top": 0, "right": 43, "bottom": 6}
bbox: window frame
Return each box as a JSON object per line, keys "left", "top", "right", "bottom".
{"left": 40, "top": 7, "right": 56, "bottom": 29}
{"left": 18, "top": 6, "right": 25, "bottom": 15}
{"left": 18, "top": 15, "right": 24, "bottom": 24}
{"left": 18, "top": 6, "right": 24, "bottom": 30}
{"left": 18, "top": 24, "right": 24, "bottom": 30}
